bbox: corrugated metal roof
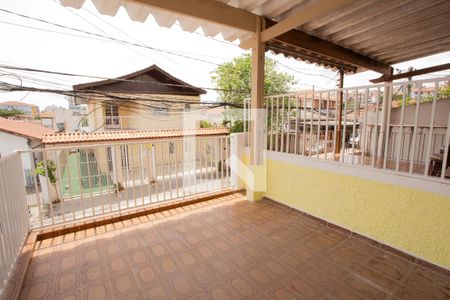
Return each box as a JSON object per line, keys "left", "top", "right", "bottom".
{"left": 42, "top": 128, "right": 229, "bottom": 145}
{"left": 59, "top": 0, "right": 450, "bottom": 72}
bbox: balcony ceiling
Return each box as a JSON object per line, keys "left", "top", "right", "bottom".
{"left": 59, "top": 0, "right": 450, "bottom": 74}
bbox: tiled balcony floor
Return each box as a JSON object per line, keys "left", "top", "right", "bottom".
{"left": 21, "top": 192, "right": 449, "bottom": 300}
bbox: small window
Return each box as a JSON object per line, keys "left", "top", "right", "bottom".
{"left": 169, "top": 142, "right": 175, "bottom": 154}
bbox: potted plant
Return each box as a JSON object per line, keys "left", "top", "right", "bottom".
{"left": 35, "top": 160, "right": 60, "bottom": 204}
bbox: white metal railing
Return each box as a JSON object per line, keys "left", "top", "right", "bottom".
{"left": 0, "top": 153, "right": 30, "bottom": 294}
{"left": 245, "top": 77, "right": 450, "bottom": 183}
{"left": 17, "top": 135, "right": 231, "bottom": 229}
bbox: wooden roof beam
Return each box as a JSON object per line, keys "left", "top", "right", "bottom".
{"left": 265, "top": 19, "right": 392, "bottom": 76}
{"left": 240, "top": 0, "right": 356, "bottom": 49}
{"left": 370, "top": 63, "right": 450, "bottom": 83}
{"left": 131, "top": 0, "right": 257, "bottom": 32}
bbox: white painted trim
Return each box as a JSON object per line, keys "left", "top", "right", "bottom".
{"left": 265, "top": 150, "right": 450, "bottom": 196}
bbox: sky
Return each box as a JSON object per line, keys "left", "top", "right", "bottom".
{"left": 0, "top": 0, "right": 449, "bottom": 110}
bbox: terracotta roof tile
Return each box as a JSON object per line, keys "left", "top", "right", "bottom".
{"left": 42, "top": 128, "right": 229, "bottom": 145}
{"left": 0, "top": 118, "right": 55, "bottom": 140}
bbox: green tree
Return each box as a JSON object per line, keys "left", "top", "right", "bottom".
{"left": 211, "top": 54, "right": 296, "bottom": 106}
{"left": 0, "top": 109, "right": 24, "bottom": 118}
{"left": 211, "top": 54, "right": 296, "bottom": 132}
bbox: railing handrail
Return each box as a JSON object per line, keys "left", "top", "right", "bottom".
{"left": 17, "top": 135, "right": 228, "bottom": 152}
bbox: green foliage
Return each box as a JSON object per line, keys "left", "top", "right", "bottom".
{"left": 0, "top": 109, "right": 24, "bottom": 117}
{"left": 35, "top": 160, "right": 56, "bottom": 184}
{"left": 211, "top": 54, "right": 296, "bottom": 106}
{"left": 200, "top": 120, "right": 214, "bottom": 128}
{"left": 211, "top": 54, "right": 296, "bottom": 132}
{"left": 229, "top": 120, "right": 245, "bottom": 133}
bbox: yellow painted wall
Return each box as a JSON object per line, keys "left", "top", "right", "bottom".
{"left": 261, "top": 158, "right": 450, "bottom": 269}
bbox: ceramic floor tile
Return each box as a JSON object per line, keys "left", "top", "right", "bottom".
{"left": 19, "top": 193, "right": 450, "bottom": 300}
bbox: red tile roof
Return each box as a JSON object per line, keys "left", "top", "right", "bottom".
{"left": 42, "top": 128, "right": 229, "bottom": 145}
{"left": 0, "top": 118, "right": 55, "bottom": 140}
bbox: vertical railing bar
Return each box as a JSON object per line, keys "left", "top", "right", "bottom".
{"left": 129, "top": 145, "right": 137, "bottom": 207}
{"left": 275, "top": 96, "right": 280, "bottom": 152}
{"left": 332, "top": 92, "right": 338, "bottom": 160}
{"left": 383, "top": 84, "right": 394, "bottom": 170}
{"left": 93, "top": 147, "right": 105, "bottom": 215}
{"left": 361, "top": 88, "right": 369, "bottom": 166}
{"left": 84, "top": 148, "right": 96, "bottom": 217}
{"left": 112, "top": 146, "right": 122, "bottom": 212}
{"left": 372, "top": 87, "right": 381, "bottom": 168}
{"left": 104, "top": 147, "right": 113, "bottom": 213}
{"left": 138, "top": 144, "right": 145, "bottom": 205}
{"left": 168, "top": 142, "right": 175, "bottom": 199}
{"left": 396, "top": 83, "right": 407, "bottom": 172}
{"left": 226, "top": 136, "right": 230, "bottom": 185}
{"left": 440, "top": 112, "right": 450, "bottom": 180}
{"left": 75, "top": 148, "right": 86, "bottom": 219}
{"left": 152, "top": 144, "right": 160, "bottom": 203}
{"left": 270, "top": 97, "right": 275, "bottom": 151}
{"left": 264, "top": 97, "right": 268, "bottom": 151}
{"left": 286, "top": 96, "right": 291, "bottom": 153}
{"left": 187, "top": 139, "right": 193, "bottom": 196}
{"left": 178, "top": 140, "right": 186, "bottom": 198}
{"left": 220, "top": 137, "right": 224, "bottom": 188}
{"left": 215, "top": 138, "right": 220, "bottom": 190}
{"left": 54, "top": 149, "right": 66, "bottom": 223}
{"left": 281, "top": 96, "right": 286, "bottom": 153}
{"left": 309, "top": 93, "right": 313, "bottom": 157}
{"left": 244, "top": 99, "right": 247, "bottom": 136}
{"left": 341, "top": 91, "right": 348, "bottom": 163}
{"left": 294, "top": 95, "right": 299, "bottom": 155}
{"left": 161, "top": 142, "right": 167, "bottom": 202}
{"left": 351, "top": 90, "right": 357, "bottom": 164}
{"left": 207, "top": 139, "right": 212, "bottom": 191}
{"left": 302, "top": 96, "right": 307, "bottom": 156}
{"left": 42, "top": 149, "right": 55, "bottom": 225}
{"left": 172, "top": 142, "right": 179, "bottom": 199}
{"left": 424, "top": 83, "right": 439, "bottom": 176}
{"left": 63, "top": 149, "right": 76, "bottom": 220}
{"left": 29, "top": 151, "right": 43, "bottom": 227}
{"left": 145, "top": 145, "right": 152, "bottom": 204}
{"left": 317, "top": 92, "right": 322, "bottom": 159}
{"left": 324, "top": 92, "right": 330, "bottom": 160}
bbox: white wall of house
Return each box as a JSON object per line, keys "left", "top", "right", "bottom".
{"left": 0, "top": 132, "right": 34, "bottom": 180}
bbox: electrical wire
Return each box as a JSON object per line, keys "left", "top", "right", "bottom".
{"left": 0, "top": 64, "right": 249, "bottom": 94}
{"left": 0, "top": 8, "right": 221, "bottom": 66}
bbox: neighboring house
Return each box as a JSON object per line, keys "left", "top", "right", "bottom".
{"left": 0, "top": 101, "right": 39, "bottom": 116}
{"left": 42, "top": 128, "right": 229, "bottom": 198}
{"left": 43, "top": 105, "right": 82, "bottom": 132}
{"left": 40, "top": 111, "right": 55, "bottom": 129}
{"left": 72, "top": 65, "right": 206, "bottom": 132}
{"left": 0, "top": 118, "right": 55, "bottom": 186}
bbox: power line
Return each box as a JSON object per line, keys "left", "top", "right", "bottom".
{"left": 0, "top": 81, "right": 244, "bottom": 108}
{"left": 0, "top": 64, "right": 249, "bottom": 93}
{"left": 0, "top": 8, "right": 221, "bottom": 66}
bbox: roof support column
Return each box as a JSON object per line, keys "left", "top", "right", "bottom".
{"left": 249, "top": 16, "right": 265, "bottom": 166}
{"left": 247, "top": 16, "right": 266, "bottom": 201}
{"left": 377, "top": 69, "right": 394, "bottom": 159}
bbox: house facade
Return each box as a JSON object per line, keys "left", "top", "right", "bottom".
{"left": 0, "top": 101, "right": 39, "bottom": 116}
{"left": 0, "top": 118, "right": 55, "bottom": 186}
{"left": 72, "top": 65, "right": 206, "bottom": 132}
